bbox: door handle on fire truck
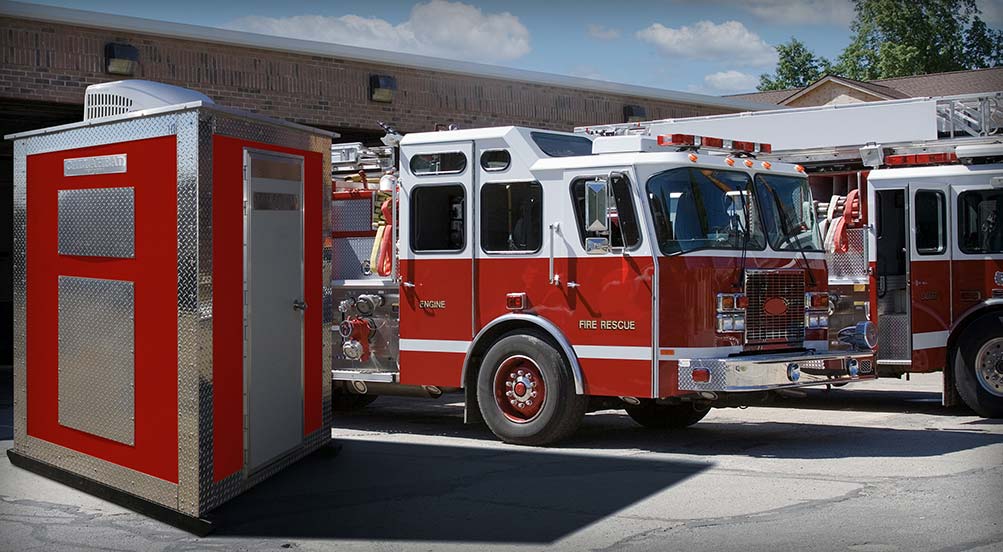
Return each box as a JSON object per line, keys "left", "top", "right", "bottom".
{"left": 292, "top": 299, "right": 307, "bottom": 311}
{"left": 549, "top": 222, "right": 560, "bottom": 286}
{"left": 402, "top": 281, "right": 416, "bottom": 288}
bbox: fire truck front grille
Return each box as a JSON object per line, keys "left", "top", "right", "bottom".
{"left": 745, "top": 270, "right": 805, "bottom": 345}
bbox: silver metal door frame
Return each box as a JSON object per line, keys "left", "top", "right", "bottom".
{"left": 242, "top": 147, "right": 306, "bottom": 474}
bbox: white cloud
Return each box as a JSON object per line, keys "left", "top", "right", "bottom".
{"left": 636, "top": 20, "right": 778, "bottom": 66}
{"left": 702, "top": 0, "right": 855, "bottom": 26}
{"left": 586, "top": 24, "right": 621, "bottom": 41}
{"left": 225, "top": 1, "right": 530, "bottom": 63}
{"left": 703, "top": 70, "right": 759, "bottom": 92}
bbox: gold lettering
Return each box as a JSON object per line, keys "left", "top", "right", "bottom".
{"left": 419, "top": 300, "right": 447, "bottom": 309}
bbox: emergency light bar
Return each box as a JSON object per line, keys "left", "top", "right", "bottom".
{"left": 656, "top": 134, "right": 772, "bottom": 154}
{"left": 884, "top": 152, "right": 958, "bottom": 166}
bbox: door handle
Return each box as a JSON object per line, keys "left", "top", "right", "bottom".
{"left": 293, "top": 299, "right": 307, "bottom": 311}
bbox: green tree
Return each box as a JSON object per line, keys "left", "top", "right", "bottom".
{"left": 965, "top": 17, "right": 1003, "bottom": 69}
{"left": 758, "top": 38, "right": 832, "bottom": 91}
{"left": 833, "top": 0, "right": 985, "bottom": 80}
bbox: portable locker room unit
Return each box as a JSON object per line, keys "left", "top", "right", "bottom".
{"left": 6, "top": 81, "right": 334, "bottom": 531}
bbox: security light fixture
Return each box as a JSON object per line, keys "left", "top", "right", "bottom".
{"left": 370, "top": 74, "right": 397, "bottom": 103}
{"left": 105, "top": 43, "right": 139, "bottom": 76}
{"left": 623, "top": 104, "right": 646, "bottom": 123}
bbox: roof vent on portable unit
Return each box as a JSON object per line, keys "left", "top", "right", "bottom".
{"left": 83, "top": 80, "right": 214, "bottom": 121}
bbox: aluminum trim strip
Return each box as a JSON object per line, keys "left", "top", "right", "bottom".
{"left": 913, "top": 330, "right": 949, "bottom": 350}
{"left": 400, "top": 338, "right": 471, "bottom": 353}
{"left": 574, "top": 345, "right": 651, "bottom": 361}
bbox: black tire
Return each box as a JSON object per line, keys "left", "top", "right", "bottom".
{"left": 954, "top": 312, "right": 1003, "bottom": 418}
{"left": 332, "top": 392, "right": 379, "bottom": 412}
{"left": 625, "top": 400, "right": 710, "bottom": 429}
{"left": 477, "top": 331, "right": 587, "bottom": 445}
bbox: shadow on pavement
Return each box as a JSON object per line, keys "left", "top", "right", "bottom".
{"left": 212, "top": 440, "right": 708, "bottom": 542}
{"left": 332, "top": 395, "right": 1002, "bottom": 461}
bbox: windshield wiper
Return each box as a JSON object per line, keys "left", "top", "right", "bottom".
{"left": 763, "top": 182, "right": 817, "bottom": 287}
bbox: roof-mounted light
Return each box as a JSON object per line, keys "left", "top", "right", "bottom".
{"left": 656, "top": 134, "right": 772, "bottom": 155}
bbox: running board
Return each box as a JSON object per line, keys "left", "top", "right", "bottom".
{"left": 331, "top": 369, "right": 399, "bottom": 383}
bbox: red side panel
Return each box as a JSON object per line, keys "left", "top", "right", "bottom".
{"left": 211, "top": 135, "right": 324, "bottom": 482}
{"left": 26, "top": 136, "right": 180, "bottom": 483}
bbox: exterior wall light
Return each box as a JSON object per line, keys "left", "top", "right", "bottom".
{"left": 369, "top": 74, "right": 397, "bottom": 103}
{"left": 105, "top": 43, "right": 139, "bottom": 76}
{"left": 623, "top": 104, "right": 646, "bottom": 123}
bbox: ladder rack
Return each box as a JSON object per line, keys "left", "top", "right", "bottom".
{"left": 575, "top": 93, "right": 1002, "bottom": 158}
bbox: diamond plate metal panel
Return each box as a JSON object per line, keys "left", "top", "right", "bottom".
{"left": 175, "top": 110, "right": 203, "bottom": 517}
{"left": 332, "top": 195, "right": 375, "bottom": 233}
{"left": 57, "top": 187, "right": 135, "bottom": 258}
{"left": 878, "top": 313, "right": 911, "bottom": 361}
{"left": 333, "top": 237, "right": 383, "bottom": 280}
{"left": 828, "top": 228, "right": 867, "bottom": 284}
{"left": 57, "top": 276, "right": 136, "bottom": 445}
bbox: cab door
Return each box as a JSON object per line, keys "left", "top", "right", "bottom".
{"left": 398, "top": 141, "right": 474, "bottom": 387}
{"left": 909, "top": 182, "right": 951, "bottom": 371}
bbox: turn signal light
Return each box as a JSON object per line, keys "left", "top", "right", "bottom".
{"left": 692, "top": 368, "right": 711, "bottom": 383}
{"left": 506, "top": 292, "right": 527, "bottom": 311}
{"left": 807, "top": 292, "right": 829, "bottom": 309}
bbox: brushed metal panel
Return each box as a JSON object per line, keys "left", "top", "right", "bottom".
{"left": 58, "top": 187, "right": 135, "bottom": 258}
{"left": 57, "top": 276, "right": 135, "bottom": 446}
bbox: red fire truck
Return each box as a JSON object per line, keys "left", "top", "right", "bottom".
{"left": 328, "top": 125, "right": 876, "bottom": 445}
{"left": 583, "top": 93, "right": 1003, "bottom": 418}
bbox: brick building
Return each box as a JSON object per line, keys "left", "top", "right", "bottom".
{"left": 0, "top": 1, "right": 770, "bottom": 364}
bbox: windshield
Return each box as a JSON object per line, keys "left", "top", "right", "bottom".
{"left": 754, "top": 174, "right": 822, "bottom": 251}
{"left": 646, "top": 167, "right": 765, "bottom": 255}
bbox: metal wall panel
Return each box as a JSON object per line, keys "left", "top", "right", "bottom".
{"left": 57, "top": 187, "right": 135, "bottom": 258}
{"left": 12, "top": 111, "right": 182, "bottom": 511}
{"left": 57, "top": 276, "right": 136, "bottom": 445}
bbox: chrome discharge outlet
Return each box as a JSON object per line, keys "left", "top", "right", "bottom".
{"left": 619, "top": 396, "right": 641, "bottom": 406}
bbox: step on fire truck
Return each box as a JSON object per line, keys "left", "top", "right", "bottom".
{"left": 579, "top": 93, "right": 1003, "bottom": 418}
{"left": 328, "top": 124, "right": 876, "bottom": 445}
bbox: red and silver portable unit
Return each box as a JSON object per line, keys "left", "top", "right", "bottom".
{"left": 7, "top": 80, "right": 333, "bottom": 529}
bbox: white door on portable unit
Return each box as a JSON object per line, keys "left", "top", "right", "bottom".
{"left": 244, "top": 149, "right": 305, "bottom": 471}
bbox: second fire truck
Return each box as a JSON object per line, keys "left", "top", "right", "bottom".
{"left": 328, "top": 125, "right": 875, "bottom": 445}
{"left": 583, "top": 93, "right": 1003, "bottom": 419}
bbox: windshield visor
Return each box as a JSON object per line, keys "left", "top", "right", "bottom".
{"left": 646, "top": 167, "right": 765, "bottom": 255}
{"left": 755, "top": 174, "right": 822, "bottom": 251}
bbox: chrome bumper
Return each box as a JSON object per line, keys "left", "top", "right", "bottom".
{"left": 678, "top": 350, "right": 876, "bottom": 392}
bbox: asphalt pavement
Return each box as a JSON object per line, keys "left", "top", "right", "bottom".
{"left": 1, "top": 368, "right": 1001, "bottom": 551}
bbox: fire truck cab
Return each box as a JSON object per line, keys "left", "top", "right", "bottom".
{"left": 594, "top": 93, "right": 1003, "bottom": 418}
{"left": 330, "top": 126, "right": 875, "bottom": 445}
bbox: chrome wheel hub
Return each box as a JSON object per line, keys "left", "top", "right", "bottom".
{"left": 975, "top": 337, "right": 1003, "bottom": 398}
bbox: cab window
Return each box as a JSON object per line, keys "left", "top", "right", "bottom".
{"left": 411, "top": 185, "right": 465, "bottom": 252}
{"left": 915, "top": 190, "right": 946, "bottom": 255}
{"left": 570, "top": 175, "right": 641, "bottom": 248}
{"left": 480, "top": 182, "right": 542, "bottom": 253}
{"left": 958, "top": 189, "right": 1003, "bottom": 254}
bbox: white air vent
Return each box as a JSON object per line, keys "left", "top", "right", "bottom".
{"left": 83, "top": 80, "right": 214, "bottom": 121}
{"left": 591, "top": 135, "right": 661, "bottom": 154}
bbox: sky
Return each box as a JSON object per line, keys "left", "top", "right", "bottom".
{"left": 24, "top": 0, "right": 1003, "bottom": 96}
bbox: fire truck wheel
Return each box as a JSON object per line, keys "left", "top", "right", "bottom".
{"left": 954, "top": 312, "right": 1003, "bottom": 418}
{"left": 477, "top": 332, "right": 588, "bottom": 446}
{"left": 625, "top": 401, "right": 710, "bottom": 429}
{"left": 331, "top": 392, "right": 379, "bottom": 412}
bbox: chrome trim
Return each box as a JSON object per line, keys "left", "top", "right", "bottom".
{"left": 331, "top": 370, "right": 399, "bottom": 383}
{"left": 462, "top": 313, "right": 585, "bottom": 394}
{"left": 678, "top": 350, "right": 875, "bottom": 392}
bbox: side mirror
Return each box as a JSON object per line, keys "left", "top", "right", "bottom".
{"left": 585, "top": 237, "right": 610, "bottom": 255}
{"left": 584, "top": 178, "right": 609, "bottom": 234}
